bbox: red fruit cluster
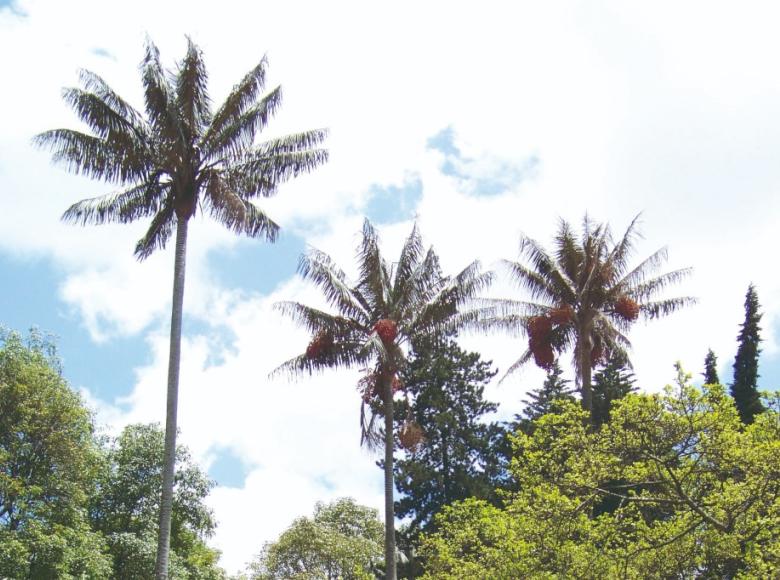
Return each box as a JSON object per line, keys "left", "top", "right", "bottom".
{"left": 306, "top": 331, "right": 333, "bottom": 359}
{"left": 527, "top": 316, "right": 553, "bottom": 340}
{"left": 398, "top": 421, "right": 424, "bottom": 450}
{"left": 549, "top": 305, "right": 575, "bottom": 326}
{"left": 374, "top": 319, "right": 398, "bottom": 344}
{"left": 527, "top": 315, "right": 556, "bottom": 371}
{"left": 532, "top": 343, "right": 556, "bottom": 370}
{"left": 615, "top": 296, "right": 640, "bottom": 321}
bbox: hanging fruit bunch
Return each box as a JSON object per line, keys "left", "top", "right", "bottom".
{"left": 527, "top": 315, "right": 555, "bottom": 370}
{"left": 549, "top": 304, "right": 575, "bottom": 326}
{"left": 306, "top": 331, "right": 333, "bottom": 359}
{"left": 398, "top": 420, "right": 424, "bottom": 450}
{"left": 373, "top": 318, "right": 398, "bottom": 344}
{"left": 614, "top": 295, "right": 640, "bottom": 321}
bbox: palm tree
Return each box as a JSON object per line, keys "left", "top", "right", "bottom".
{"left": 274, "top": 219, "right": 491, "bottom": 580}
{"left": 485, "top": 215, "right": 695, "bottom": 418}
{"left": 34, "top": 38, "right": 328, "bottom": 579}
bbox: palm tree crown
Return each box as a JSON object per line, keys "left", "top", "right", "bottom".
{"left": 275, "top": 219, "right": 491, "bottom": 580}
{"left": 486, "top": 215, "right": 695, "bottom": 415}
{"left": 35, "top": 37, "right": 327, "bottom": 257}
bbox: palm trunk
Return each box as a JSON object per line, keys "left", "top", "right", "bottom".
{"left": 578, "top": 332, "right": 593, "bottom": 418}
{"left": 155, "top": 216, "right": 188, "bottom": 579}
{"left": 382, "top": 372, "right": 397, "bottom": 580}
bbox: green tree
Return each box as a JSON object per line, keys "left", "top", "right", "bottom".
{"left": 484, "top": 215, "right": 694, "bottom": 419}
{"left": 731, "top": 284, "right": 765, "bottom": 424}
{"left": 248, "top": 498, "right": 383, "bottom": 580}
{"left": 0, "top": 330, "right": 112, "bottom": 578}
{"left": 391, "top": 334, "right": 503, "bottom": 576}
{"left": 591, "top": 350, "right": 636, "bottom": 427}
{"left": 90, "top": 423, "right": 224, "bottom": 579}
{"left": 420, "top": 368, "right": 780, "bottom": 578}
{"left": 703, "top": 348, "right": 720, "bottom": 385}
{"left": 35, "top": 38, "right": 327, "bottom": 578}
{"left": 275, "top": 220, "right": 491, "bottom": 579}
{"left": 515, "top": 360, "right": 575, "bottom": 433}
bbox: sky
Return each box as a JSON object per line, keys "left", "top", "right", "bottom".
{"left": 2, "top": 0, "right": 780, "bottom": 573}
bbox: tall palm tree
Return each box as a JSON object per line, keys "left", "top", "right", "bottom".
{"left": 34, "top": 38, "right": 328, "bottom": 579}
{"left": 485, "top": 215, "right": 695, "bottom": 418}
{"left": 274, "top": 219, "right": 491, "bottom": 580}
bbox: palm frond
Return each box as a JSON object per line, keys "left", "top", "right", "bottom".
{"left": 297, "top": 250, "right": 370, "bottom": 322}
{"left": 629, "top": 268, "right": 694, "bottom": 301}
{"left": 226, "top": 143, "right": 329, "bottom": 198}
{"left": 62, "top": 179, "right": 165, "bottom": 225}
{"left": 641, "top": 297, "right": 698, "bottom": 320}
{"left": 604, "top": 213, "right": 642, "bottom": 281}
{"left": 141, "top": 38, "right": 182, "bottom": 147}
{"left": 61, "top": 86, "right": 147, "bottom": 145}
{"left": 616, "top": 247, "right": 670, "bottom": 290}
{"left": 274, "top": 301, "right": 365, "bottom": 337}
{"left": 33, "top": 129, "right": 150, "bottom": 184}
{"left": 202, "top": 86, "right": 282, "bottom": 162}
{"left": 77, "top": 69, "right": 145, "bottom": 128}
{"left": 175, "top": 37, "right": 212, "bottom": 138}
{"left": 518, "top": 236, "right": 578, "bottom": 303}
{"left": 357, "top": 219, "right": 389, "bottom": 316}
{"left": 204, "top": 55, "right": 268, "bottom": 145}
{"left": 359, "top": 399, "right": 384, "bottom": 451}
{"left": 391, "top": 224, "right": 424, "bottom": 301}
{"left": 205, "top": 182, "right": 280, "bottom": 241}
{"left": 499, "top": 349, "right": 534, "bottom": 383}
{"left": 134, "top": 201, "right": 176, "bottom": 260}
{"left": 554, "top": 218, "right": 583, "bottom": 284}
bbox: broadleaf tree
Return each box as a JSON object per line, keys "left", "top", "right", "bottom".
{"left": 35, "top": 38, "right": 327, "bottom": 578}
{"left": 0, "top": 330, "right": 112, "bottom": 578}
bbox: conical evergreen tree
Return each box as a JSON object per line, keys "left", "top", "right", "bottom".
{"left": 703, "top": 349, "right": 720, "bottom": 385}
{"left": 731, "top": 284, "right": 765, "bottom": 424}
{"left": 591, "top": 351, "right": 636, "bottom": 427}
{"left": 515, "top": 361, "right": 575, "bottom": 434}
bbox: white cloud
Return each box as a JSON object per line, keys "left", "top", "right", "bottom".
{"left": 3, "top": 0, "right": 780, "bottom": 573}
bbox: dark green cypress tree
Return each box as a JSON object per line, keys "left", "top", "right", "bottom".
{"left": 391, "top": 334, "right": 504, "bottom": 577}
{"left": 731, "top": 284, "right": 765, "bottom": 424}
{"left": 703, "top": 349, "right": 720, "bottom": 385}
{"left": 591, "top": 351, "right": 637, "bottom": 427}
{"left": 515, "top": 361, "right": 575, "bottom": 434}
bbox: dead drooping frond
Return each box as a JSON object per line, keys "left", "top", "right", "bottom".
{"left": 35, "top": 37, "right": 328, "bottom": 260}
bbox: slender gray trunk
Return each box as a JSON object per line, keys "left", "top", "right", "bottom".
{"left": 382, "top": 372, "right": 397, "bottom": 580}
{"left": 155, "top": 217, "right": 188, "bottom": 579}
{"left": 578, "top": 331, "right": 593, "bottom": 417}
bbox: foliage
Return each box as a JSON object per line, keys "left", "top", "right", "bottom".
{"left": 483, "top": 214, "right": 695, "bottom": 417}
{"left": 703, "top": 348, "right": 720, "bottom": 385}
{"left": 247, "top": 498, "right": 383, "bottom": 580}
{"left": 275, "top": 219, "right": 491, "bottom": 579}
{"left": 391, "top": 335, "right": 504, "bottom": 576}
{"left": 591, "top": 350, "right": 636, "bottom": 427}
{"left": 420, "top": 367, "right": 780, "bottom": 578}
{"left": 35, "top": 37, "right": 328, "bottom": 259}
{"left": 90, "top": 423, "right": 224, "bottom": 579}
{"left": 731, "top": 284, "right": 765, "bottom": 424}
{"left": 0, "top": 330, "right": 112, "bottom": 578}
{"left": 515, "top": 360, "right": 576, "bottom": 434}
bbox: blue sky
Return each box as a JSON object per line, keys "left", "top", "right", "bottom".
{"left": 2, "top": 1, "right": 780, "bottom": 573}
